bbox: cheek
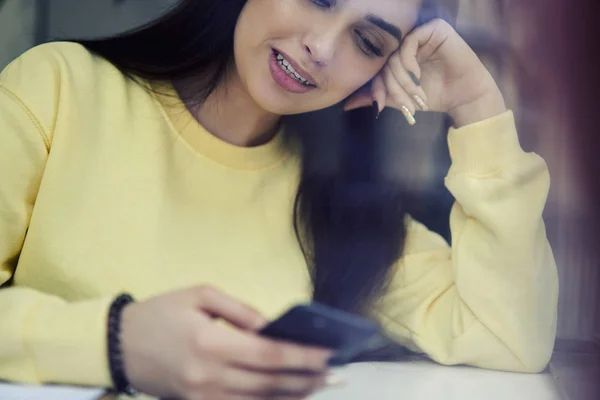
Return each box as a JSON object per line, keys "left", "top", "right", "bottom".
{"left": 236, "top": 0, "right": 304, "bottom": 44}
{"left": 328, "top": 50, "right": 385, "bottom": 99}
{"left": 234, "top": 0, "right": 306, "bottom": 80}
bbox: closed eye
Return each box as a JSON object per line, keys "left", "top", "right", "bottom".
{"left": 310, "top": 0, "right": 334, "bottom": 8}
{"left": 354, "top": 30, "right": 384, "bottom": 58}
{"left": 308, "top": 0, "right": 384, "bottom": 58}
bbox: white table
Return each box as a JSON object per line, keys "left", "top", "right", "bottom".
{"left": 315, "top": 361, "right": 562, "bottom": 400}
{"left": 0, "top": 360, "right": 562, "bottom": 400}
{"left": 0, "top": 383, "right": 105, "bottom": 400}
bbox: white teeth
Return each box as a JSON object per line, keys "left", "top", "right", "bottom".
{"left": 275, "top": 52, "right": 311, "bottom": 86}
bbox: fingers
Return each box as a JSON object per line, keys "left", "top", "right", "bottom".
{"left": 400, "top": 18, "right": 452, "bottom": 64}
{"left": 382, "top": 66, "right": 416, "bottom": 126}
{"left": 371, "top": 74, "right": 386, "bottom": 115}
{"left": 392, "top": 28, "right": 426, "bottom": 114}
{"left": 345, "top": 22, "right": 447, "bottom": 120}
{"left": 386, "top": 56, "right": 428, "bottom": 111}
{"left": 193, "top": 286, "right": 267, "bottom": 331}
{"left": 198, "top": 323, "right": 332, "bottom": 373}
{"left": 221, "top": 367, "right": 325, "bottom": 398}
{"left": 234, "top": 336, "right": 332, "bottom": 373}
{"left": 396, "top": 26, "right": 424, "bottom": 67}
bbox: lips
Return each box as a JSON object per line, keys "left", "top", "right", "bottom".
{"left": 273, "top": 48, "right": 317, "bottom": 87}
{"left": 269, "top": 50, "right": 317, "bottom": 94}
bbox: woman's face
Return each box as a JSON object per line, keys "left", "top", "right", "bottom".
{"left": 234, "top": 0, "right": 422, "bottom": 115}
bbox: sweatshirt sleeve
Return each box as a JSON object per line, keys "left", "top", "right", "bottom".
{"left": 0, "top": 44, "right": 114, "bottom": 387}
{"left": 377, "top": 111, "right": 558, "bottom": 373}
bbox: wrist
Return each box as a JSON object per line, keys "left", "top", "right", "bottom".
{"left": 448, "top": 87, "right": 507, "bottom": 128}
{"left": 107, "top": 294, "right": 137, "bottom": 395}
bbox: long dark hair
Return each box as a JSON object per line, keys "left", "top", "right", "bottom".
{"left": 69, "top": 0, "right": 457, "bottom": 339}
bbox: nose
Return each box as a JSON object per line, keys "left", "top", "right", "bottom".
{"left": 302, "top": 30, "right": 338, "bottom": 67}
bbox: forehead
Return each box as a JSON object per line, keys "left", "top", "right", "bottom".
{"left": 343, "top": 0, "right": 422, "bottom": 33}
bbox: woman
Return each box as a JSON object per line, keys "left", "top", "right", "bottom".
{"left": 0, "top": 0, "right": 558, "bottom": 399}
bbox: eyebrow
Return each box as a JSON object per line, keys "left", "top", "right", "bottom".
{"left": 365, "top": 14, "right": 403, "bottom": 42}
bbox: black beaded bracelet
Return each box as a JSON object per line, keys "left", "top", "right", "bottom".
{"left": 107, "top": 293, "right": 137, "bottom": 396}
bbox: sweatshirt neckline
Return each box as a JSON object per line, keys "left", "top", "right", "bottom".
{"left": 150, "top": 81, "right": 287, "bottom": 170}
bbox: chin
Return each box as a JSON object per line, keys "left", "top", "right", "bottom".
{"left": 248, "top": 86, "right": 309, "bottom": 115}
{"left": 252, "top": 86, "right": 342, "bottom": 116}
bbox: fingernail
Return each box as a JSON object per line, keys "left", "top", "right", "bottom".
{"left": 401, "top": 106, "right": 416, "bottom": 126}
{"left": 413, "top": 95, "right": 428, "bottom": 111}
{"left": 325, "top": 371, "right": 347, "bottom": 387}
{"left": 372, "top": 101, "right": 380, "bottom": 119}
{"left": 408, "top": 71, "right": 421, "bottom": 86}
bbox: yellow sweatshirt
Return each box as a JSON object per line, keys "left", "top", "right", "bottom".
{"left": 0, "top": 42, "right": 558, "bottom": 388}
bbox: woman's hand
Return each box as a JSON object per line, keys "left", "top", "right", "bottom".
{"left": 120, "top": 286, "right": 332, "bottom": 399}
{"left": 344, "top": 19, "right": 507, "bottom": 128}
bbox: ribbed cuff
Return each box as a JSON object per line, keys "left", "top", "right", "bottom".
{"left": 447, "top": 111, "right": 523, "bottom": 177}
{"left": 24, "top": 296, "right": 115, "bottom": 387}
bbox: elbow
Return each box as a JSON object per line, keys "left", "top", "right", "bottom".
{"left": 516, "top": 338, "right": 555, "bottom": 373}
{"left": 479, "top": 340, "right": 554, "bottom": 373}
{"left": 507, "top": 325, "right": 557, "bottom": 373}
{"left": 513, "top": 271, "right": 559, "bottom": 373}
{"left": 479, "top": 318, "right": 557, "bottom": 373}
{"left": 516, "top": 352, "right": 552, "bottom": 373}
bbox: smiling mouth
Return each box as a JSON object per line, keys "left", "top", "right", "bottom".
{"left": 273, "top": 50, "right": 316, "bottom": 87}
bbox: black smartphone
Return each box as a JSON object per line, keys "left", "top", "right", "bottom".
{"left": 259, "top": 302, "right": 388, "bottom": 366}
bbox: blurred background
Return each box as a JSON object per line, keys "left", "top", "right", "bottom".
{"left": 1, "top": 0, "right": 599, "bottom": 395}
